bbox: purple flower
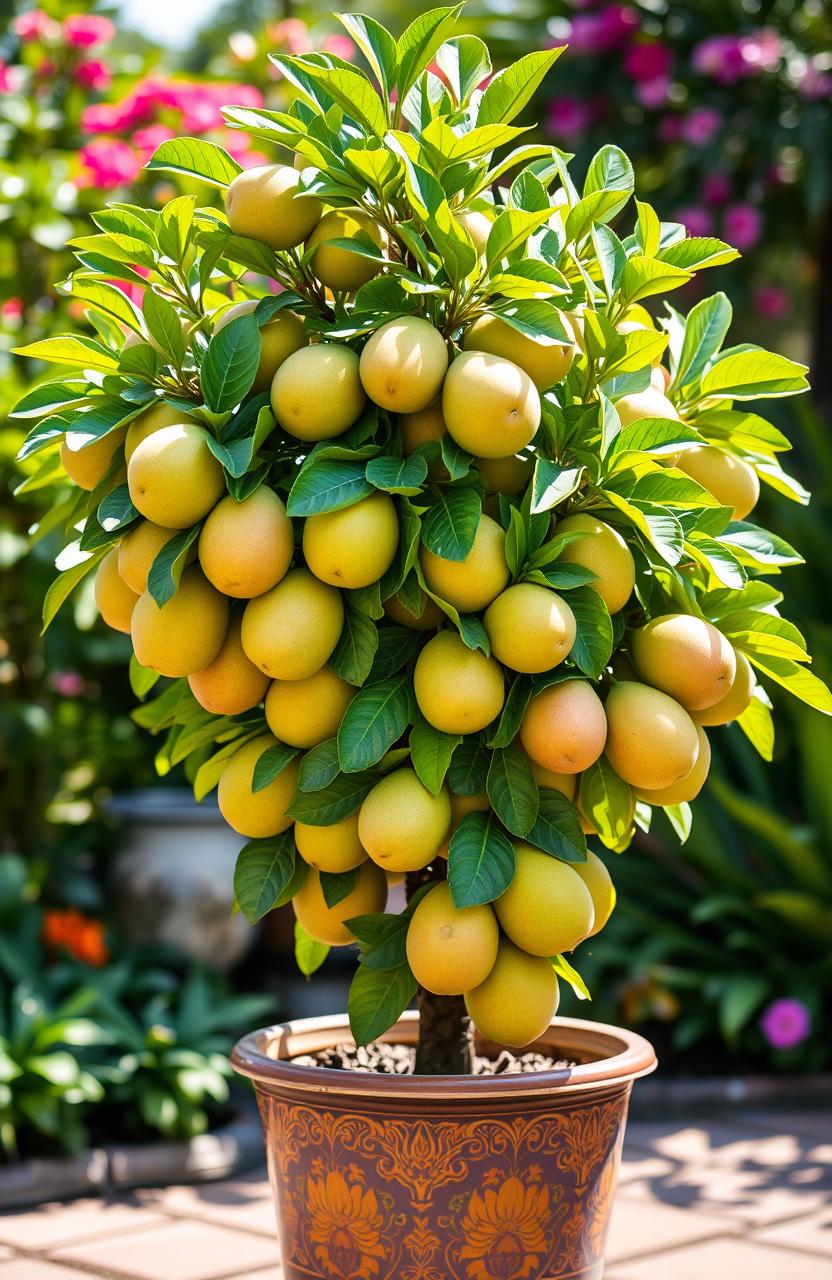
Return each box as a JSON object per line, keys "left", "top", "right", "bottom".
{"left": 675, "top": 206, "right": 714, "bottom": 238}
{"left": 724, "top": 202, "right": 762, "bottom": 251}
{"left": 760, "top": 998, "right": 811, "bottom": 1050}
{"left": 567, "top": 5, "right": 638, "bottom": 55}
{"left": 635, "top": 76, "right": 671, "bottom": 109}
{"left": 547, "top": 95, "right": 595, "bottom": 141}
{"left": 680, "top": 106, "right": 723, "bottom": 146}
{"left": 623, "top": 42, "right": 674, "bottom": 83}
{"left": 692, "top": 35, "right": 747, "bottom": 85}
{"left": 701, "top": 172, "right": 732, "bottom": 206}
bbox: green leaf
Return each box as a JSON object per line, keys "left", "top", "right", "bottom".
{"left": 146, "top": 137, "right": 242, "bottom": 187}
{"left": 366, "top": 454, "right": 427, "bottom": 495}
{"left": 567, "top": 588, "right": 614, "bottom": 677}
{"left": 368, "top": 627, "right": 421, "bottom": 683}
{"left": 737, "top": 694, "right": 774, "bottom": 762}
{"left": 579, "top": 758, "right": 635, "bottom": 850}
{"left": 12, "top": 378, "right": 91, "bottom": 418}
{"left": 320, "top": 868, "right": 360, "bottom": 908}
{"left": 410, "top": 718, "right": 460, "bottom": 795}
{"left": 421, "top": 487, "right": 481, "bottom": 561}
{"left": 619, "top": 256, "right": 692, "bottom": 305}
{"left": 447, "top": 736, "right": 491, "bottom": 797}
{"left": 552, "top": 954, "right": 591, "bottom": 1001}
{"left": 143, "top": 291, "right": 186, "bottom": 366}
{"left": 495, "top": 299, "right": 571, "bottom": 343}
{"left": 129, "top": 655, "right": 160, "bottom": 698}
{"left": 337, "top": 673, "right": 413, "bottom": 772}
{"left": 201, "top": 313, "right": 261, "bottom": 414}
{"left": 287, "top": 460, "right": 374, "bottom": 517}
{"left": 448, "top": 812, "right": 516, "bottom": 907}
{"left": 297, "top": 739, "right": 341, "bottom": 792}
{"left": 294, "top": 62, "right": 388, "bottom": 136}
{"left": 42, "top": 547, "right": 108, "bottom": 632}
{"left": 288, "top": 772, "right": 377, "bottom": 824}
{"left": 699, "top": 347, "right": 809, "bottom": 401}
{"left": 487, "top": 676, "right": 532, "bottom": 749}
{"left": 478, "top": 46, "right": 565, "bottom": 126}
{"left": 486, "top": 743, "right": 538, "bottom": 837}
{"left": 486, "top": 209, "right": 553, "bottom": 269}
{"left": 435, "top": 35, "right": 491, "bottom": 105}
{"left": 295, "top": 922, "right": 330, "bottom": 977}
{"left": 527, "top": 788, "right": 587, "bottom": 863}
{"left": 147, "top": 526, "right": 201, "bottom": 607}
{"left": 336, "top": 13, "right": 398, "bottom": 98}
{"left": 159, "top": 194, "right": 196, "bottom": 261}
{"left": 331, "top": 605, "right": 380, "bottom": 687}
{"left": 530, "top": 460, "right": 583, "bottom": 514}
{"left": 13, "top": 335, "right": 120, "bottom": 373}
{"left": 348, "top": 961, "right": 416, "bottom": 1046}
{"left": 672, "top": 292, "right": 732, "bottom": 391}
{"left": 397, "top": 5, "right": 463, "bottom": 105}
{"left": 234, "top": 834, "right": 296, "bottom": 924}
{"left": 719, "top": 976, "right": 769, "bottom": 1043}
{"left": 660, "top": 237, "right": 740, "bottom": 272}
{"left": 746, "top": 653, "right": 832, "bottom": 715}
{"left": 252, "top": 742, "right": 300, "bottom": 793}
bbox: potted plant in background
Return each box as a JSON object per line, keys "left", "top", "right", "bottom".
{"left": 13, "top": 6, "right": 831, "bottom": 1275}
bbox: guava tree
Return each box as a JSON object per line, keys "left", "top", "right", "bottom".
{"left": 14, "top": 6, "right": 831, "bottom": 1074}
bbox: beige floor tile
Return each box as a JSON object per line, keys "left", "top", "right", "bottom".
{"left": 0, "top": 1198, "right": 166, "bottom": 1250}
{"left": 52, "top": 1220, "right": 278, "bottom": 1280}
{"left": 607, "top": 1238, "right": 832, "bottom": 1280}
{"left": 606, "top": 1195, "right": 738, "bottom": 1262}
{"left": 141, "top": 1176, "right": 276, "bottom": 1235}
{"left": 223, "top": 1271, "right": 282, "bottom": 1280}
{"left": 0, "top": 1263, "right": 98, "bottom": 1280}
{"left": 754, "top": 1206, "right": 832, "bottom": 1257}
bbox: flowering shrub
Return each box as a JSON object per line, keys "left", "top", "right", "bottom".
{"left": 543, "top": 1, "right": 832, "bottom": 334}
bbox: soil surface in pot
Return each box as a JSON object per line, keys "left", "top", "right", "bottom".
{"left": 292, "top": 1041, "right": 574, "bottom": 1074}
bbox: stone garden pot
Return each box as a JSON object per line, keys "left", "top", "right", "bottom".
{"left": 232, "top": 1011, "right": 656, "bottom": 1280}
{"left": 108, "top": 787, "right": 255, "bottom": 970}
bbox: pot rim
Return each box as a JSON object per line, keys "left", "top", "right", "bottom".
{"left": 231, "top": 1011, "right": 657, "bottom": 1100}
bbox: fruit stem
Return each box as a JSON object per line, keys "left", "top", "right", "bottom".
{"left": 406, "top": 861, "right": 475, "bottom": 1076}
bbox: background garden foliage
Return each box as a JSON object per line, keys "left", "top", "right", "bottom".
{"left": 1, "top": 0, "right": 831, "bottom": 1153}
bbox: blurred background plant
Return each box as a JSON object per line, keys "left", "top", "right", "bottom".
{"left": 1, "top": 0, "right": 830, "bottom": 1146}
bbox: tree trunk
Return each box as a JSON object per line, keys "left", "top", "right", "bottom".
{"left": 406, "top": 861, "right": 475, "bottom": 1075}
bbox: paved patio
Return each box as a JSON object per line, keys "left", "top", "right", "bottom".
{"left": 0, "top": 1108, "right": 828, "bottom": 1279}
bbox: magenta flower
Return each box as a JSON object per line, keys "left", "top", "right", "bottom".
{"left": 623, "top": 42, "right": 674, "bottom": 83}
{"left": 75, "top": 59, "right": 111, "bottom": 92}
{"left": 724, "top": 202, "right": 762, "bottom": 251}
{"left": 657, "top": 115, "right": 682, "bottom": 143}
{"left": 547, "top": 95, "right": 595, "bottom": 142}
{"left": 635, "top": 76, "right": 671, "bottom": 109}
{"left": 78, "top": 139, "right": 142, "bottom": 190}
{"left": 680, "top": 106, "right": 722, "bottom": 146}
{"left": 753, "top": 284, "right": 790, "bottom": 320}
{"left": 567, "top": 5, "right": 637, "bottom": 55}
{"left": 760, "top": 998, "right": 811, "bottom": 1050}
{"left": 675, "top": 206, "right": 714, "bottom": 238}
{"left": 799, "top": 58, "right": 832, "bottom": 101}
{"left": 701, "top": 172, "right": 732, "bottom": 206}
{"left": 739, "top": 28, "right": 782, "bottom": 75}
{"left": 692, "top": 35, "right": 747, "bottom": 85}
{"left": 63, "top": 14, "right": 115, "bottom": 47}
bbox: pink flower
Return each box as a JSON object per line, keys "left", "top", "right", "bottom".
{"left": 675, "top": 206, "right": 714, "bottom": 238}
{"left": 547, "top": 95, "right": 595, "bottom": 141}
{"left": 635, "top": 76, "right": 671, "bottom": 109}
{"left": 799, "top": 58, "right": 832, "bottom": 102}
{"left": 692, "top": 35, "right": 747, "bottom": 85}
{"left": 78, "top": 138, "right": 142, "bottom": 190}
{"left": 753, "top": 284, "right": 790, "bottom": 320}
{"left": 740, "top": 28, "right": 782, "bottom": 74}
{"left": 63, "top": 14, "right": 115, "bottom": 47}
{"left": 680, "top": 106, "right": 723, "bottom": 146}
{"left": 322, "top": 33, "right": 355, "bottom": 62}
{"left": 724, "top": 202, "right": 762, "bottom": 251}
{"left": 1, "top": 297, "right": 24, "bottom": 323}
{"left": 49, "top": 671, "right": 86, "bottom": 698}
{"left": 623, "top": 42, "right": 674, "bottom": 83}
{"left": 0, "top": 60, "right": 11, "bottom": 93}
{"left": 269, "top": 18, "right": 312, "bottom": 56}
{"left": 567, "top": 5, "right": 638, "bottom": 55}
{"left": 760, "top": 998, "right": 811, "bottom": 1050}
{"left": 701, "top": 172, "right": 732, "bottom": 205}
{"left": 75, "top": 59, "right": 111, "bottom": 92}
{"left": 132, "top": 123, "right": 176, "bottom": 158}
{"left": 657, "top": 115, "right": 682, "bottom": 143}
{"left": 12, "top": 8, "right": 59, "bottom": 42}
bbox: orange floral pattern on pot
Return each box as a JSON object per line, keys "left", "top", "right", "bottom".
{"left": 256, "top": 1087, "right": 629, "bottom": 1280}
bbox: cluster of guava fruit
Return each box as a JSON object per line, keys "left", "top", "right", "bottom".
{"left": 18, "top": 9, "right": 824, "bottom": 1050}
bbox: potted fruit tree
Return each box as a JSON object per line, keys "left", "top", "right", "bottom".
{"left": 14, "top": 8, "right": 831, "bottom": 1277}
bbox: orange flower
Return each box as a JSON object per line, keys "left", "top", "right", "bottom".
{"left": 42, "top": 909, "right": 109, "bottom": 967}
{"left": 459, "top": 1176, "right": 549, "bottom": 1280}
{"left": 308, "top": 1168, "right": 386, "bottom": 1280}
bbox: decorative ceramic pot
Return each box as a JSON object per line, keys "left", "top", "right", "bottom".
{"left": 233, "top": 1012, "right": 656, "bottom": 1280}
{"left": 108, "top": 787, "right": 255, "bottom": 970}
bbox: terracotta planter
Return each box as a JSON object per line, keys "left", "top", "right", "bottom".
{"left": 233, "top": 1012, "right": 656, "bottom": 1280}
